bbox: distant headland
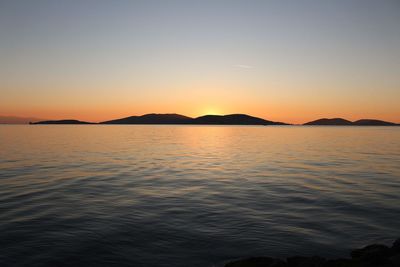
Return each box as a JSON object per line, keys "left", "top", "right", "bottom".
{"left": 32, "top": 119, "right": 94, "bottom": 125}
{"left": 25, "top": 114, "right": 399, "bottom": 126}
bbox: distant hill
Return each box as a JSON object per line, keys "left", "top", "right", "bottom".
{"left": 304, "top": 118, "right": 398, "bottom": 126}
{"left": 192, "top": 114, "right": 287, "bottom": 125}
{"left": 32, "top": 120, "right": 93, "bottom": 124}
{"left": 100, "top": 113, "right": 287, "bottom": 125}
{"left": 101, "top": 113, "right": 192, "bottom": 124}
{"left": 0, "top": 116, "right": 44, "bottom": 124}
{"left": 353, "top": 119, "right": 397, "bottom": 126}
{"left": 304, "top": 118, "right": 353, "bottom": 126}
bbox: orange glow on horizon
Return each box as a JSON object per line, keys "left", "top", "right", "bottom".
{"left": 2, "top": 102, "right": 399, "bottom": 125}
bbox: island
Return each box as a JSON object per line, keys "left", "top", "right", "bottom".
{"left": 190, "top": 114, "right": 287, "bottom": 125}
{"left": 304, "top": 118, "right": 353, "bottom": 126}
{"left": 32, "top": 113, "right": 288, "bottom": 125}
{"left": 29, "top": 115, "right": 399, "bottom": 126}
{"left": 101, "top": 113, "right": 288, "bottom": 125}
{"left": 31, "top": 120, "right": 94, "bottom": 124}
{"left": 353, "top": 119, "right": 397, "bottom": 126}
{"left": 304, "top": 118, "right": 398, "bottom": 126}
{"left": 101, "top": 113, "right": 192, "bottom": 124}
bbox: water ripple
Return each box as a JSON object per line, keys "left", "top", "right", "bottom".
{"left": 0, "top": 125, "right": 399, "bottom": 266}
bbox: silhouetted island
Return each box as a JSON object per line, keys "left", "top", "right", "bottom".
{"left": 30, "top": 114, "right": 399, "bottom": 126}
{"left": 31, "top": 113, "right": 286, "bottom": 125}
{"left": 304, "top": 118, "right": 398, "bottom": 126}
{"left": 353, "top": 119, "right": 397, "bottom": 126}
{"left": 191, "top": 114, "right": 287, "bottom": 125}
{"left": 225, "top": 238, "right": 400, "bottom": 267}
{"left": 100, "top": 113, "right": 288, "bottom": 125}
{"left": 304, "top": 118, "right": 353, "bottom": 126}
{"left": 101, "top": 113, "right": 192, "bottom": 124}
{"left": 32, "top": 120, "right": 94, "bottom": 125}
{"left": 32, "top": 113, "right": 286, "bottom": 125}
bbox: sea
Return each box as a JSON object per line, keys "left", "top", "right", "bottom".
{"left": 1, "top": 125, "right": 399, "bottom": 267}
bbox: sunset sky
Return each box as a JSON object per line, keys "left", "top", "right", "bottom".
{"left": 1, "top": 0, "right": 399, "bottom": 124}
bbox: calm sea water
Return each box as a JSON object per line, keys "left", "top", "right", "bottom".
{"left": 1, "top": 125, "right": 399, "bottom": 267}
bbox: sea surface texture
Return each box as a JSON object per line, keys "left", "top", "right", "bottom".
{"left": 1, "top": 125, "right": 399, "bottom": 267}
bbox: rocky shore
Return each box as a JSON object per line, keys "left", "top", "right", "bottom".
{"left": 225, "top": 238, "right": 400, "bottom": 267}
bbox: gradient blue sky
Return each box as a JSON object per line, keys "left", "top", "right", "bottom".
{"left": 1, "top": 0, "right": 399, "bottom": 123}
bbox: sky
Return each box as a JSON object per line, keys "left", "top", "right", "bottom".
{"left": 1, "top": 0, "right": 399, "bottom": 124}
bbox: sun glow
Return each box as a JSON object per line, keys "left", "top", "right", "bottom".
{"left": 201, "top": 107, "right": 222, "bottom": 116}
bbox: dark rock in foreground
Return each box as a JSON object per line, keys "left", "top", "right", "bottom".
{"left": 225, "top": 257, "right": 286, "bottom": 267}
{"left": 224, "top": 238, "right": 400, "bottom": 267}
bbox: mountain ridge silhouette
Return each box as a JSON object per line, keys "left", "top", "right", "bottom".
{"left": 101, "top": 113, "right": 193, "bottom": 124}
{"left": 31, "top": 113, "right": 287, "bottom": 125}
{"left": 28, "top": 114, "right": 399, "bottom": 126}
{"left": 304, "top": 118, "right": 398, "bottom": 126}
{"left": 101, "top": 113, "right": 287, "bottom": 125}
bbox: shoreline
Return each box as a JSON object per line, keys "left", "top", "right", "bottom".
{"left": 224, "top": 238, "right": 400, "bottom": 267}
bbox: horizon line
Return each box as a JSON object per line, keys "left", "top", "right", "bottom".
{"left": 2, "top": 113, "right": 399, "bottom": 125}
